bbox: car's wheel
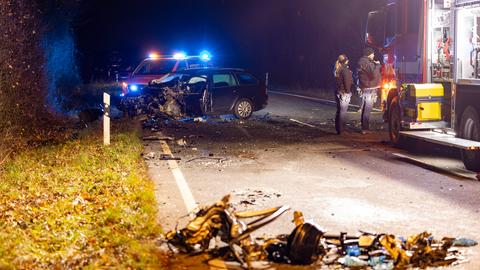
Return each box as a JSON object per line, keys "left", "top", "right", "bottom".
{"left": 459, "top": 106, "right": 480, "bottom": 172}
{"left": 388, "top": 97, "right": 403, "bottom": 146}
{"left": 233, "top": 98, "right": 253, "bottom": 119}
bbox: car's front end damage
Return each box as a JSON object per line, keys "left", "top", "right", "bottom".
{"left": 120, "top": 75, "right": 206, "bottom": 119}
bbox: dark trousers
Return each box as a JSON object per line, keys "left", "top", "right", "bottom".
{"left": 335, "top": 92, "right": 351, "bottom": 134}
{"left": 360, "top": 88, "right": 378, "bottom": 131}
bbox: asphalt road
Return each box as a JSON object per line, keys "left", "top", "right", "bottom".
{"left": 143, "top": 92, "right": 480, "bottom": 269}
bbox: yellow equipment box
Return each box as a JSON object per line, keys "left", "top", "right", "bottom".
{"left": 404, "top": 84, "right": 444, "bottom": 122}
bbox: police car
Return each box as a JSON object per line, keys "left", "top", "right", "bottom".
{"left": 121, "top": 51, "right": 212, "bottom": 96}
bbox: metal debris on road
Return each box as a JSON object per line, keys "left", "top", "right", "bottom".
{"left": 142, "top": 152, "right": 181, "bottom": 161}
{"left": 176, "top": 138, "right": 187, "bottom": 147}
{"left": 232, "top": 189, "right": 282, "bottom": 207}
{"left": 163, "top": 195, "right": 477, "bottom": 269}
{"left": 159, "top": 154, "right": 181, "bottom": 161}
{"left": 186, "top": 156, "right": 228, "bottom": 163}
{"left": 289, "top": 118, "right": 316, "bottom": 128}
{"left": 142, "top": 135, "right": 174, "bottom": 141}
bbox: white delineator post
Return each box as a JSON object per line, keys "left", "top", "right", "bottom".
{"left": 103, "top": 92, "right": 110, "bottom": 146}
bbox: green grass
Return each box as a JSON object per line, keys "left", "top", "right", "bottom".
{"left": 0, "top": 122, "right": 164, "bottom": 269}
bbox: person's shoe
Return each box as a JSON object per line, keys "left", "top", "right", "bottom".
{"left": 360, "top": 130, "right": 368, "bottom": 135}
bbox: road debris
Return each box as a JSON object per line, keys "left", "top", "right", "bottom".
{"left": 159, "top": 154, "right": 181, "bottom": 161}
{"left": 142, "top": 152, "right": 181, "bottom": 161}
{"left": 289, "top": 118, "right": 316, "bottom": 128}
{"left": 142, "top": 135, "right": 174, "bottom": 141}
{"left": 163, "top": 195, "right": 477, "bottom": 269}
{"left": 186, "top": 156, "right": 228, "bottom": 163}
{"left": 176, "top": 138, "right": 187, "bottom": 147}
{"left": 232, "top": 189, "right": 282, "bottom": 207}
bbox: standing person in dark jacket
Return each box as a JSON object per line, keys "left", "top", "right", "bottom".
{"left": 334, "top": 54, "right": 353, "bottom": 135}
{"left": 357, "top": 47, "right": 381, "bottom": 134}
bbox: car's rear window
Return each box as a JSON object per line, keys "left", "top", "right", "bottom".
{"left": 212, "top": 73, "right": 237, "bottom": 87}
{"left": 236, "top": 72, "right": 258, "bottom": 85}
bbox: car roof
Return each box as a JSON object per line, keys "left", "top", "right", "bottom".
{"left": 143, "top": 56, "right": 203, "bottom": 61}
{"left": 175, "top": 67, "right": 247, "bottom": 75}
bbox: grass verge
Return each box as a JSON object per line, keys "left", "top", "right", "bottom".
{"left": 0, "top": 121, "right": 164, "bottom": 269}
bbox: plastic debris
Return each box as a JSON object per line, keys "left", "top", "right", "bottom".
{"left": 338, "top": 256, "right": 368, "bottom": 267}
{"left": 452, "top": 238, "right": 478, "bottom": 247}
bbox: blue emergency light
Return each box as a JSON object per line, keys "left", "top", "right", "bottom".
{"left": 173, "top": 52, "right": 187, "bottom": 60}
{"left": 129, "top": 84, "right": 139, "bottom": 92}
{"left": 200, "top": 50, "right": 211, "bottom": 61}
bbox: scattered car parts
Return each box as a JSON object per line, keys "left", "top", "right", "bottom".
{"left": 164, "top": 195, "right": 477, "bottom": 269}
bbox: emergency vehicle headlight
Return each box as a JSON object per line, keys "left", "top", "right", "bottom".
{"left": 173, "top": 52, "right": 187, "bottom": 60}
{"left": 129, "top": 84, "right": 139, "bottom": 92}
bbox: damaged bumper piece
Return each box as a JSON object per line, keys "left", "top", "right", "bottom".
{"left": 164, "top": 195, "right": 477, "bottom": 269}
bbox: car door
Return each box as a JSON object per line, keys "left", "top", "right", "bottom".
{"left": 234, "top": 71, "right": 261, "bottom": 98}
{"left": 210, "top": 72, "right": 238, "bottom": 113}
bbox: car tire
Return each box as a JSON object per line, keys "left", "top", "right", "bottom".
{"left": 459, "top": 106, "right": 480, "bottom": 172}
{"left": 233, "top": 98, "right": 253, "bottom": 120}
{"left": 287, "top": 223, "right": 324, "bottom": 265}
{"left": 388, "top": 97, "right": 403, "bottom": 146}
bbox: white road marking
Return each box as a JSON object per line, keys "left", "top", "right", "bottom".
{"left": 289, "top": 118, "right": 317, "bottom": 128}
{"left": 159, "top": 140, "right": 198, "bottom": 214}
{"left": 269, "top": 90, "right": 382, "bottom": 112}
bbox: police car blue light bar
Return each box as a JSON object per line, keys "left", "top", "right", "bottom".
{"left": 173, "top": 52, "right": 187, "bottom": 60}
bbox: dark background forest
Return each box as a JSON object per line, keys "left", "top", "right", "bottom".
{"left": 0, "top": 0, "right": 383, "bottom": 159}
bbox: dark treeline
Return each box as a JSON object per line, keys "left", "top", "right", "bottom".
{"left": 75, "top": 0, "right": 383, "bottom": 90}
{"left": 0, "top": 0, "right": 81, "bottom": 157}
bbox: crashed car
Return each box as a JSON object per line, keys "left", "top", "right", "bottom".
{"left": 121, "top": 67, "right": 268, "bottom": 119}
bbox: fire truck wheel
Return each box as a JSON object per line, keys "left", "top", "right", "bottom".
{"left": 388, "top": 97, "right": 403, "bottom": 146}
{"left": 233, "top": 98, "right": 253, "bottom": 120}
{"left": 460, "top": 106, "right": 480, "bottom": 172}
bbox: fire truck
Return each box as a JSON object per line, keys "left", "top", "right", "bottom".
{"left": 366, "top": 0, "right": 480, "bottom": 171}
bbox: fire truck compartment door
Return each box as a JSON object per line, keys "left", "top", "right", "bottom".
{"left": 417, "top": 102, "right": 442, "bottom": 121}
{"left": 400, "top": 131, "right": 480, "bottom": 150}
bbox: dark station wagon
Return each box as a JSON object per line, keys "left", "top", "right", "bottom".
{"left": 146, "top": 68, "right": 268, "bottom": 119}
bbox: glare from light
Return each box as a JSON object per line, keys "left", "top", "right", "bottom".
{"left": 129, "top": 84, "right": 139, "bottom": 91}
{"left": 120, "top": 93, "right": 125, "bottom": 97}
{"left": 200, "top": 50, "right": 211, "bottom": 61}
{"left": 149, "top": 53, "right": 160, "bottom": 59}
{"left": 173, "top": 52, "right": 187, "bottom": 60}
{"left": 446, "top": 130, "right": 457, "bottom": 136}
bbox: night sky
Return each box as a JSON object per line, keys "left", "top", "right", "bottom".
{"left": 74, "top": 0, "right": 384, "bottom": 89}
